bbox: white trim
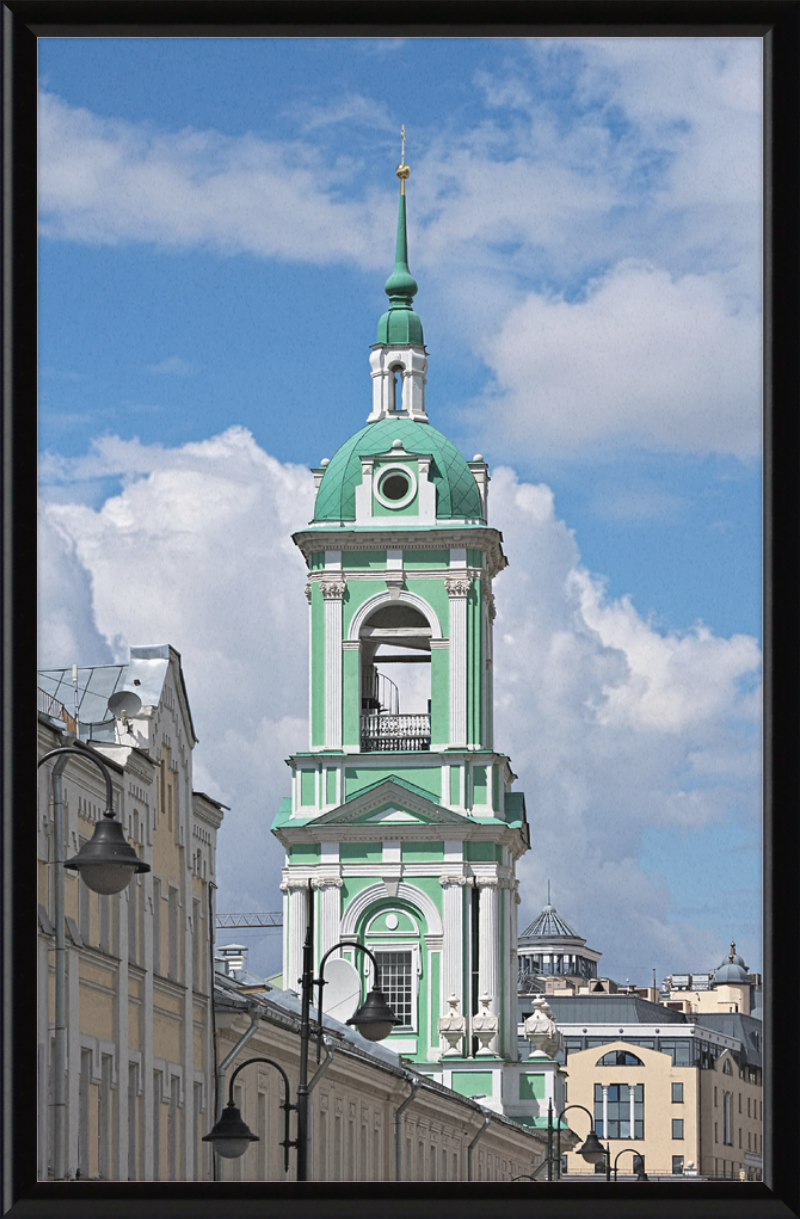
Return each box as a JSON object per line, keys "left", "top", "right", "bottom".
{"left": 340, "top": 881, "right": 444, "bottom": 938}
{"left": 347, "top": 589, "right": 443, "bottom": 642}
{"left": 374, "top": 463, "right": 418, "bottom": 510}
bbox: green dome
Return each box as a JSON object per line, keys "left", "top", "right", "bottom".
{"left": 312, "top": 417, "right": 484, "bottom": 523}
{"left": 377, "top": 306, "right": 424, "bottom": 346}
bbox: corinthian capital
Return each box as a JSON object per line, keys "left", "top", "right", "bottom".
{"left": 439, "top": 873, "right": 467, "bottom": 888}
{"left": 445, "top": 576, "right": 471, "bottom": 598}
{"left": 321, "top": 579, "right": 347, "bottom": 600}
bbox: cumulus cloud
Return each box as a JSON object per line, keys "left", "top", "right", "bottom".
{"left": 38, "top": 433, "right": 761, "bottom": 980}
{"left": 477, "top": 260, "right": 761, "bottom": 457}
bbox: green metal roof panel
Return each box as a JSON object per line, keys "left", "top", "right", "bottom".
{"left": 312, "top": 417, "right": 485, "bottom": 523}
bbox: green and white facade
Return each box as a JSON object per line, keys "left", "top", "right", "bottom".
{"left": 273, "top": 165, "right": 559, "bottom": 1124}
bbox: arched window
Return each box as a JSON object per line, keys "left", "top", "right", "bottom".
{"left": 389, "top": 363, "right": 404, "bottom": 412}
{"left": 722, "top": 1058, "right": 732, "bottom": 1075}
{"left": 596, "top": 1050, "right": 644, "bottom": 1067}
{"left": 360, "top": 603, "right": 431, "bottom": 751}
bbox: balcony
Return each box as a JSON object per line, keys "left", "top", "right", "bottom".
{"left": 360, "top": 712, "right": 431, "bottom": 752}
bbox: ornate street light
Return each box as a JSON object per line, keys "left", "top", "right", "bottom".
{"left": 555, "top": 1102, "right": 611, "bottom": 1180}
{"left": 204, "top": 1057, "right": 297, "bottom": 1169}
{"left": 613, "top": 1146, "right": 648, "bottom": 1181}
{"left": 38, "top": 744, "right": 150, "bottom": 1180}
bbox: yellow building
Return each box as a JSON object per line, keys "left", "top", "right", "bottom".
{"left": 37, "top": 645, "right": 225, "bottom": 1181}
{"left": 553, "top": 1027, "right": 762, "bottom": 1180}
{"left": 209, "top": 960, "right": 565, "bottom": 1182}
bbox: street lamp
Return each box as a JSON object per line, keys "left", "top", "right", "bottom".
{"left": 203, "top": 1057, "right": 297, "bottom": 1170}
{"left": 38, "top": 745, "right": 150, "bottom": 1180}
{"left": 554, "top": 1102, "right": 611, "bottom": 1180}
{"left": 613, "top": 1147, "right": 648, "bottom": 1181}
{"left": 204, "top": 881, "right": 399, "bottom": 1180}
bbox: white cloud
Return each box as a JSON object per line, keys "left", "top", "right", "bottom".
{"left": 38, "top": 434, "right": 761, "bottom": 980}
{"left": 477, "top": 260, "right": 761, "bottom": 457}
{"left": 147, "top": 356, "right": 194, "bottom": 375}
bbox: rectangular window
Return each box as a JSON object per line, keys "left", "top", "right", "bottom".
{"left": 98, "top": 1053, "right": 112, "bottom": 1180}
{"left": 739, "top": 1128, "right": 742, "bottom": 1148}
{"left": 714, "top": 1122, "right": 718, "bottom": 1144}
{"left": 375, "top": 951, "right": 413, "bottom": 1027}
{"left": 672, "top": 1119, "right": 684, "bottom": 1140}
{"left": 128, "top": 882, "right": 137, "bottom": 963}
{"left": 715, "top": 1086, "right": 718, "bottom": 1106}
{"left": 672, "top": 1155, "right": 684, "bottom": 1174}
{"left": 594, "top": 1083, "right": 644, "bottom": 1139}
{"left": 99, "top": 895, "right": 111, "bottom": 954}
{"left": 128, "top": 1062, "right": 138, "bottom": 1181}
{"left": 747, "top": 1096, "right": 751, "bottom": 1117}
{"left": 153, "top": 1070, "right": 162, "bottom": 1180}
{"left": 168, "top": 885, "right": 180, "bottom": 982}
{"left": 168, "top": 1074, "right": 180, "bottom": 1180}
{"left": 78, "top": 1048, "right": 92, "bottom": 1178}
{"left": 192, "top": 898, "right": 201, "bottom": 990}
{"left": 194, "top": 1082, "right": 203, "bottom": 1183}
{"left": 672, "top": 1082, "right": 684, "bottom": 1103}
{"left": 723, "top": 1092, "right": 732, "bottom": 1145}
{"left": 739, "top": 1094, "right": 742, "bottom": 1113}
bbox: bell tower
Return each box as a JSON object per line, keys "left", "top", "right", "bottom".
{"left": 273, "top": 144, "right": 547, "bottom": 1121}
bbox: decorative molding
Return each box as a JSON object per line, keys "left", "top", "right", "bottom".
{"left": 444, "top": 576, "right": 471, "bottom": 599}
{"left": 341, "top": 881, "right": 443, "bottom": 938}
{"left": 439, "top": 874, "right": 467, "bottom": 887}
{"left": 304, "top": 582, "right": 312, "bottom": 603}
{"left": 347, "top": 588, "right": 443, "bottom": 642}
{"left": 311, "top": 876, "right": 343, "bottom": 889}
{"left": 320, "top": 579, "right": 347, "bottom": 600}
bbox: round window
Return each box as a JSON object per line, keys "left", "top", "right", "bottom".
{"left": 382, "top": 473, "right": 409, "bottom": 501}
{"left": 374, "top": 463, "right": 417, "bottom": 509}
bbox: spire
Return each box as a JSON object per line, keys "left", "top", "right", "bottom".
{"left": 377, "top": 127, "right": 424, "bottom": 347}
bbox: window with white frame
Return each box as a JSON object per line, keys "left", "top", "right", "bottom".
{"left": 366, "top": 908, "right": 421, "bottom": 1031}
{"left": 375, "top": 950, "right": 413, "bottom": 1027}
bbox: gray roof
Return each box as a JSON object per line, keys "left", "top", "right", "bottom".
{"left": 528, "top": 993, "right": 688, "bottom": 1025}
{"left": 692, "top": 1012, "right": 763, "bottom": 1067}
{"left": 520, "top": 903, "right": 581, "bottom": 941}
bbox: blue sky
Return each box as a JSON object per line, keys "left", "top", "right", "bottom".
{"left": 38, "top": 36, "right": 763, "bottom": 983}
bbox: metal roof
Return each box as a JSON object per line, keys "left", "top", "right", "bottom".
{"left": 532, "top": 993, "right": 688, "bottom": 1025}
{"left": 519, "top": 903, "right": 581, "bottom": 941}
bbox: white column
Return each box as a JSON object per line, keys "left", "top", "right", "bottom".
{"left": 281, "top": 881, "right": 309, "bottom": 995}
{"left": 446, "top": 577, "right": 470, "bottom": 747}
{"left": 475, "top": 878, "right": 500, "bottom": 1054}
{"left": 439, "top": 877, "right": 466, "bottom": 1029}
{"left": 315, "top": 877, "right": 343, "bottom": 963}
{"left": 602, "top": 1084, "right": 609, "bottom": 1143}
{"left": 483, "top": 587, "right": 495, "bottom": 750}
{"left": 628, "top": 1083, "right": 636, "bottom": 1141}
{"left": 322, "top": 579, "right": 346, "bottom": 749}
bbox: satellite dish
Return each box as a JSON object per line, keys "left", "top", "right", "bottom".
{"left": 321, "top": 957, "right": 362, "bottom": 1022}
{"left": 108, "top": 690, "right": 142, "bottom": 718}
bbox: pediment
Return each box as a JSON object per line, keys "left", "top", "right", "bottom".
{"left": 308, "top": 779, "right": 470, "bottom": 827}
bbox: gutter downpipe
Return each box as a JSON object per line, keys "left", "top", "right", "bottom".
{"left": 51, "top": 757, "right": 69, "bottom": 1182}
{"left": 215, "top": 1000, "right": 261, "bottom": 1121}
{"left": 467, "top": 1113, "right": 492, "bottom": 1181}
{"left": 303, "top": 1037, "right": 335, "bottom": 1181}
{"left": 394, "top": 1073, "right": 421, "bottom": 1181}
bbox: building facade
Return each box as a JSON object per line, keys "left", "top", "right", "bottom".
{"left": 271, "top": 158, "right": 547, "bottom": 1123}
{"left": 37, "top": 644, "right": 224, "bottom": 1180}
{"left": 211, "top": 962, "right": 558, "bottom": 1182}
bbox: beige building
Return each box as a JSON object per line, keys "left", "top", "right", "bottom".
{"left": 37, "top": 645, "right": 225, "bottom": 1181}
{"left": 210, "top": 961, "right": 566, "bottom": 1182}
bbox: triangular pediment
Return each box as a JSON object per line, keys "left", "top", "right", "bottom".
{"left": 308, "top": 778, "right": 470, "bottom": 827}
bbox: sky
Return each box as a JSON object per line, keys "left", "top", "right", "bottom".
{"left": 37, "top": 36, "right": 763, "bottom": 986}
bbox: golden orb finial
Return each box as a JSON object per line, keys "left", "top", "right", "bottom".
{"left": 396, "top": 124, "right": 410, "bottom": 193}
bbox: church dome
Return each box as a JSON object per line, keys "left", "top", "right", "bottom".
{"left": 312, "top": 416, "right": 485, "bottom": 523}
{"left": 714, "top": 942, "right": 750, "bottom": 986}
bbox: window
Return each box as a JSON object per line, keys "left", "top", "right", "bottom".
{"left": 714, "top": 1086, "right": 718, "bottom": 1107}
{"left": 168, "top": 885, "right": 180, "bottom": 982}
{"left": 723, "top": 1059, "right": 732, "bottom": 1075}
{"left": 99, "top": 895, "right": 111, "bottom": 954}
{"left": 375, "top": 950, "right": 413, "bottom": 1027}
{"left": 98, "top": 1054, "right": 112, "bottom": 1179}
{"left": 128, "top": 1062, "right": 138, "bottom": 1181}
{"left": 596, "top": 1050, "right": 643, "bottom": 1067}
{"left": 593, "top": 1084, "right": 644, "bottom": 1139}
{"left": 739, "top": 1094, "right": 742, "bottom": 1113}
{"left": 78, "top": 1048, "right": 92, "bottom": 1178}
{"left": 672, "top": 1155, "right": 684, "bottom": 1175}
{"left": 747, "top": 1097, "right": 751, "bottom": 1117}
{"left": 672, "top": 1083, "right": 684, "bottom": 1103}
{"left": 192, "top": 898, "right": 201, "bottom": 990}
{"left": 672, "top": 1119, "right": 684, "bottom": 1140}
{"left": 152, "top": 879, "right": 161, "bottom": 975}
{"left": 128, "top": 881, "right": 137, "bottom": 963}
{"left": 723, "top": 1092, "right": 732, "bottom": 1145}
{"left": 153, "top": 1070, "right": 162, "bottom": 1179}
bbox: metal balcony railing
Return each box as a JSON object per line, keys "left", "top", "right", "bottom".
{"left": 361, "top": 712, "right": 431, "bottom": 752}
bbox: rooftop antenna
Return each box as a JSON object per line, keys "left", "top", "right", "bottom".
{"left": 547, "top": 880, "right": 551, "bottom": 906}
{"left": 72, "top": 664, "right": 80, "bottom": 731}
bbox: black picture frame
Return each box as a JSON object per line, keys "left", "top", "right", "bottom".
{"left": 5, "top": 3, "right": 798, "bottom": 1217}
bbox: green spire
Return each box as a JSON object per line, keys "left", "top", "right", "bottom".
{"left": 377, "top": 131, "right": 424, "bottom": 347}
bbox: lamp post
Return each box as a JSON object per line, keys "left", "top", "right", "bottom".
{"left": 554, "top": 1102, "right": 610, "bottom": 1180}
{"left": 205, "top": 881, "right": 399, "bottom": 1180}
{"left": 38, "top": 744, "right": 150, "bottom": 1180}
{"left": 613, "top": 1147, "right": 648, "bottom": 1181}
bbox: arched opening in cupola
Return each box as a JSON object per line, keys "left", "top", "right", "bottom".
{"left": 360, "top": 602, "right": 431, "bottom": 751}
{"left": 388, "top": 362, "right": 404, "bottom": 412}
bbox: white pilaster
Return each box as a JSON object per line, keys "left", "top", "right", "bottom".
{"left": 446, "top": 576, "right": 470, "bottom": 748}
{"left": 315, "top": 876, "right": 344, "bottom": 962}
{"left": 628, "top": 1083, "right": 636, "bottom": 1141}
{"left": 602, "top": 1084, "right": 609, "bottom": 1142}
{"left": 439, "top": 876, "right": 466, "bottom": 1044}
{"left": 475, "top": 878, "right": 500, "bottom": 1055}
{"left": 281, "top": 882, "right": 309, "bottom": 995}
{"left": 322, "top": 579, "right": 346, "bottom": 749}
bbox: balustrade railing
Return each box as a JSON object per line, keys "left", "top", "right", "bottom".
{"left": 361, "top": 712, "right": 431, "bottom": 752}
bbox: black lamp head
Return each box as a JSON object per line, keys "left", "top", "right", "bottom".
{"left": 202, "top": 1101, "right": 259, "bottom": 1159}
{"left": 346, "top": 986, "right": 401, "bottom": 1042}
{"left": 576, "top": 1129, "right": 606, "bottom": 1165}
{"left": 65, "top": 810, "right": 151, "bottom": 894}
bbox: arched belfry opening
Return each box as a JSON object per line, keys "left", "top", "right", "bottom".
{"left": 360, "top": 602, "right": 431, "bottom": 751}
